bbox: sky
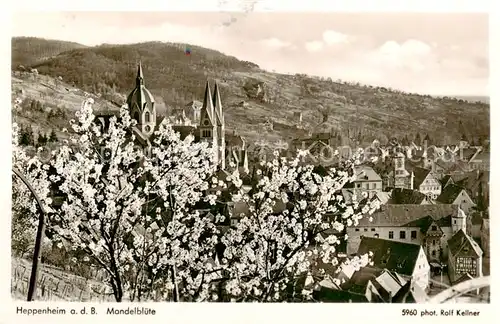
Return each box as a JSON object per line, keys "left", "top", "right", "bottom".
{"left": 11, "top": 11, "right": 489, "bottom": 96}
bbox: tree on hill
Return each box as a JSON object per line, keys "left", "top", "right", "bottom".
{"left": 19, "top": 125, "right": 34, "bottom": 146}
{"left": 37, "top": 132, "right": 48, "bottom": 147}
{"left": 48, "top": 129, "right": 58, "bottom": 143}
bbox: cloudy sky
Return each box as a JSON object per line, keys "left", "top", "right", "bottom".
{"left": 12, "top": 11, "right": 489, "bottom": 96}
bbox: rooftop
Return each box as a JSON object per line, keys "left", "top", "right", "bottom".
{"left": 357, "top": 237, "right": 422, "bottom": 277}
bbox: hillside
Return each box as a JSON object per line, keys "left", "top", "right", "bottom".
{"left": 12, "top": 37, "right": 87, "bottom": 68}
{"left": 11, "top": 37, "right": 490, "bottom": 147}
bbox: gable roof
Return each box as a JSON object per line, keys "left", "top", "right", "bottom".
{"left": 447, "top": 229, "right": 483, "bottom": 258}
{"left": 354, "top": 166, "right": 382, "bottom": 182}
{"left": 412, "top": 167, "right": 433, "bottom": 188}
{"left": 389, "top": 188, "right": 426, "bottom": 204}
{"left": 355, "top": 204, "right": 458, "bottom": 227}
{"left": 391, "top": 280, "right": 428, "bottom": 303}
{"left": 373, "top": 191, "right": 391, "bottom": 205}
{"left": 440, "top": 175, "right": 454, "bottom": 188}
{"left": 436, "top": 184, "right": 469, "bottom": 204}
{"left": 357, "top": 237, "right": 422, "bottom": 276}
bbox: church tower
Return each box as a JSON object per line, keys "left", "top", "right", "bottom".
{"left": 126, "top": 62, "right": 156, "bottom": 138}
{"left": 394, "top": 152, "right": 410, "bottom": 189}
{"left": 199, "top": 81, "right": 219, "bottom": 166}
{"left": 452, "top": 207, "right": 467, "bottom": 234}
{"left": 213, "top": 82, "right": 225, "bottom": 170}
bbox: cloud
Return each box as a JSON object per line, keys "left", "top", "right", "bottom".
{"left": 260, "top": 37, "right": 292, "bottom": 49}
{"left": 322, "top": 30, "right": 349, "bottom": 45}
{"left": 304, "top": 41, "right": 324, "bottom": 52}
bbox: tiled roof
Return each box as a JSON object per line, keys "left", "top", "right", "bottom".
{"left": 354, "top": 166, "right": 382, "bottom": 182}
{"left": 436, "top": 184, "right": 466, "bottom": 204}
{"left": 447, "top": 229, "right": 483, "bottom": 258}
{"left": 389, "top": 188, "right": 426, "bottom": 204}
{"left": 373, "top": 191, "right": 391, "bottom": 205}
{"left": 412, "top": 167, "right": 432, "bottom": 188}
{"left": 392, "top": 280, "right": 428, "bottom": 303}
{"left": 355, "top": 204, "right": 458, "bottom": 227}
{"left": 440, "top": 175, "right": 454, "bottom": 187}
{"left": 171, "top": 125, "right": 198, "bottom": 141}
{"left": 357, "top": 237, "right": 422, "bottom": 277}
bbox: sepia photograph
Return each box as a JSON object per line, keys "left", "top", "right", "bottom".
{"left": 9, "top": 9, "right": 490, "bottom": 307}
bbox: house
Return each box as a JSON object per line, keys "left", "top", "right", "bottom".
{"left": 435, "top": 184, "right": 476, "bottom": 213}
{"left": 388, "top": 188, "right": 429, "bottom": 205}
{"left": 468, "top": 211, "right": 484, "bottom": 239}
{"left": 372, "top": 191, "right": 391, "bottom": 205}
{"left": 346, "top": 204, "right": 466, "bottom": 263}
{"left": 468, "top": 149, "right": 489, "bottom": 171}
{"left": 357, "top": 237, "right": 430, "bottom": 290}
{"left": 391, "top": 279, "right": 429, "bottom": 303}
{"left": 480, "top": 219, "right": 489, "bottom": 257}
{"left": 412, "top": 167, "right": 442, "bottom": 198}
{"left": 351, "top": 165, "right": 383, "bottom": 198}
{"left": 447, "top": 229, "right": 483, "bottom": 284}
{"left": 440, "top": 175, "right": 454, "bottom": 189}
{"left": 312, "top": 266, "right": 407, "bottom": 303}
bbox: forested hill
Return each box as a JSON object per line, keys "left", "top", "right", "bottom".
{"left": 11, "top": 37, "right": 490, "bottom": 146}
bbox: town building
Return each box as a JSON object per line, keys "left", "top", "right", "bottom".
{"left": 356, "top": 237, "right": 431, "bottom": 290}
{"left": 412, "top": 167, "right": 442, "bottom": 198}
{"left": 98, "top": 62, "right": 232, "bottom": 170}
{"left": 447, "top": 229, "right": 483, "bottom": 284}
{"left": 435, "top": 183, "right": 476, "bottom": 214}
{"left": 349, "top": 165, "right": 383, "bottom": 198}
{"left": 346, "top": 204, "right": 467, "bottom": 264}
{"left": 387, "top": 188, "right": 430, "bottom": 205}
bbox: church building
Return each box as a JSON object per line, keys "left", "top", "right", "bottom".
{"left": 122, "top": 62, "right": 227, "bottom": 169}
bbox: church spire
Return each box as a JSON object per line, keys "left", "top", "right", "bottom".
{"left": 212, "top": 82, "right": 224, "bottom": 126}
{"left": 136, "top": 61, "right": 144, "bottom": 87}
{"left": 201, "top": 81, "right": 214, "bottom": 123}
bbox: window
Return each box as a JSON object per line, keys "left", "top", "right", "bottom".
{"left": 431, "top": 225, "right": 437, "bottom": 231}
{"left": 389, "top": 231, "right": 394, "bottom": 239}
{"left": 355, "top": 229, "right": 360, "bottom": 232}
{"left": 356, "top": 183, "right": 361, "bottom": 188}
{"left": 463, "top": 199, "right": 467, "bottom": 203}
{"left": 432, "top": 250, "right": 436, "bottom": 256}
{"left": 145, "top": 112, "right": 150, "bottom": 122}
{"left": 454, "top": 220, "right": 456, "bottom": 225}
{"left": 399, "top": 231, "right": 406, "bottom": 239}
{"left": 371, "top": 228, "right": 376, "bottom": 232}
{"left": 411, "top": 231, "right": 417, "bottom": 239}
{"left": 374, "top": 234, "right": 379, "bottom": 238}
{"left": 364, "top": 228, "right": 368, "bottom": 232}
{"left": 202, "top": 129, "right": 212, "bottom": 138}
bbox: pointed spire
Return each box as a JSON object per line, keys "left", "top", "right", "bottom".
{"left": 136, "top": 61, "right": 144, "bottom": 87}
{"left": 212, "top": 82, "right": 224, "bottom": 126}
{"left": 201, "top": 81, "right": 214, "bottom": 123}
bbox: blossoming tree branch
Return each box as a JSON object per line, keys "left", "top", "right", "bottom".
{"left": 11, "top": 99, "right": 378, "bottom": 302}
